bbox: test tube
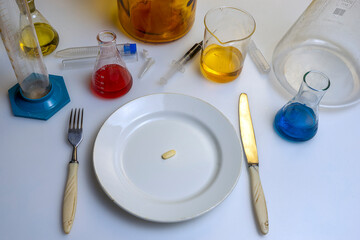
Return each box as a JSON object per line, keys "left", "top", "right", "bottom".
{"left": 58, "top": 43, "right": 138, "bottom": 69}
{"left": 248, "top": 40, "right": 271, "bottom": 73}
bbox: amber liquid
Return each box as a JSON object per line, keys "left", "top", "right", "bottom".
{"left": 117, "top": 0, "right": 197, "bottom": 43}
{"left": 200, "top": 44, "right": 244, "bottom": 83}
{"left": 20, "top": 22, "right": 59, "bottom": 56}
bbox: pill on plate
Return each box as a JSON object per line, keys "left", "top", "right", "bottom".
{"left": 162, "top": 150, "right": 176, "bottom": 159}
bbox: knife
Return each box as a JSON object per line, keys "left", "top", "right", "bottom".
{"left": 239, "top": 93, "right": 269, "bottom": 235}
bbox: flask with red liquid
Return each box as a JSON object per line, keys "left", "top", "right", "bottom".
{"left": 91, "top": 30, "right": 133, "bottom": 98}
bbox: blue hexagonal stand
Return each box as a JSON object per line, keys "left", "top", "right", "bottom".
{"left": 8, "top": 74, "right": 70, "bottom": 120}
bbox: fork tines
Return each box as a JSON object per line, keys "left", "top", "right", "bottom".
{"left": 69, "top": 108, "right": 84, "bottom": 130}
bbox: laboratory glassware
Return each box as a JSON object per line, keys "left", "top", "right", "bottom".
{"left": 56, "top": 43, "right": 138, "bottom": 69}
{"left": 91, "top": 30, "right": 133, "bottom": 98}
{"left": 274, "top": 70, "right": 330, "bottom": 141}
{"left": 0, "top": 0, "right": 69, "bottom": 120}
{"left": 272, "top": 0, "right": 360, "bottom": 108}
{"left": 117, "top": 0, "right": 197, "bottom": 43}
{"left": 20, "top": 0, "right": 59, "bottom": 56}
{"left": 200, "top": 7, "right": 256, "bottom": 83}
{"left": 248, "top": 40, "right": 270, "bottom": 74}
{"left": 55, "top": 43, "right": 137, "bottom": 59}
{"left": 138, "top": 49, "right": 155, "bottom": 79}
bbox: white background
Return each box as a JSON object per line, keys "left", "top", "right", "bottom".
{"left": 1, "top": 0, "right": 359, "bottom": 239}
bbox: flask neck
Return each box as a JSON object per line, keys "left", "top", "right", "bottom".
{"left": 98, "top": 31, "right": 119, "bottom": 54}
{"left": 27, "top": 0, "right": 36, "bottom": 13}
{"left": 293, "top": 70, "right": 330, "bottom": 110}
{"left": 97, "top": 31, "right": 117, "bottom": 46}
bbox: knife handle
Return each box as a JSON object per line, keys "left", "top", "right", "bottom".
{"left": 62, "top": 162, "right": 78, "bottom": 234}
{"left": 249, "top": 164, "right": 269, "bottom": 234}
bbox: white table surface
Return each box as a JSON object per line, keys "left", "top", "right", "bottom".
{"left": 1, "top": 0, "right": 360, "bottom": 239}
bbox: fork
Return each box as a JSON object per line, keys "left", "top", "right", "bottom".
{"left": 63, "top": 108, "right": 83, "bottom": 234}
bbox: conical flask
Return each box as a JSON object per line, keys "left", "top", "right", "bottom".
{"left": 19, "top": 0, "right": 59, "bottom": 56}
{"left": 91, "top": 30, "right": 133, "bottom": 98}
{"left": 274, "top": 71, "right": 330, "bottom": 141}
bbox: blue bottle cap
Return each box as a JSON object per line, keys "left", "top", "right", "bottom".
{"left": 123, "top": 43, "right": 137, "bottom": 55}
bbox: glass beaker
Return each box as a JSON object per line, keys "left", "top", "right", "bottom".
{"left": 274, "top": 71, "right": 330, "bottom": 141}
{"left": 117, "top": 0, "right": 197, "bottom": 43}
{"left": 91, "top": 30, "right": 133, "bottom": 98}
{"left": 200, "top": 7, "right": 256, "bottom": 83}
{"left": 272, "top": 0, "right": 360, "bottom": 108}
{"left": 19, "top": 0, "right": 59, "bottom": 56}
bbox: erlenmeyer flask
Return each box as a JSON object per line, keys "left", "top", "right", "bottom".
{"left": 274, "top": 70, "right": 330, "bottom": 141}
{"left": 91, "top": 30, "right": 133, "bottom": 98}
{"left": 19, "top": 0, "right": 59, "bottom": 56}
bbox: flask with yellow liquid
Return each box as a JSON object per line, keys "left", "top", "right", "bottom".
{"left": 19, "top": 0, "right": 59, "bottom": 56}
{"left": 200, "top": 7, "right": 255, "bottom": 83}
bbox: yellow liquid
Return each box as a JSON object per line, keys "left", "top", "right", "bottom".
{"left": 200, "top": 44, "right": 243, "bottom": 83}
{"left": 20, "top": 23, "right": 59, "bottom": 56}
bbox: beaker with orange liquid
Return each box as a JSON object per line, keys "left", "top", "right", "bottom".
{"left": 200, "top": 7, "right": 255, "bottom": 83}
{"left": 117, "top": 0, "right": 197, "bottom": 43}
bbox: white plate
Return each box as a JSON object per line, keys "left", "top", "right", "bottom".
{"left": 93, "top": 93, "right": 242, "bottom": 222}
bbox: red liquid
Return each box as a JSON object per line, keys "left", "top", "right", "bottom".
{"left": 91, "top": 64, "right": 133, "bottom": 98}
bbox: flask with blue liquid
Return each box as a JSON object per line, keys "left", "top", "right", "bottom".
{"left": 274, "top": 70, "right": 330, "bottom": 141}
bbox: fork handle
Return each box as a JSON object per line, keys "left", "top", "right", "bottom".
{"left": 62, "top": 162, "right": 78, "bottom": 234}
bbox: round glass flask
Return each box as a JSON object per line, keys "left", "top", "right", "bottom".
{"left": 91, "top": 30, "right": 133, "bottom": 98}
{"left": 19, "top": 0, "right": 59, "bottom": 56}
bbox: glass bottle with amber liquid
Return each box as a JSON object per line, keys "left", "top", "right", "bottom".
{"left": 117, "top": 0, "right": 197, "bottom": 43}
{"left": 19, "top": 0, "right": 59, "bottom": 56}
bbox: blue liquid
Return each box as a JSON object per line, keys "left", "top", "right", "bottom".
{"left": 274, "top": 102, "right": 318, "bottom": 141}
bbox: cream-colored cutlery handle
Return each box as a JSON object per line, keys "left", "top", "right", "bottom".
{"left": 249, "top": 165, "right": 269, "bottom": 235}
{"left": 62, "top": 162, "right": 78, "bottom": 234}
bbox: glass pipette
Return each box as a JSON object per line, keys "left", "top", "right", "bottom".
{"left": 158, "top": 41, "right": 203, "bottom": 85}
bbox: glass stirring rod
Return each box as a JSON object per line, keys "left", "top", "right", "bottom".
{"left": 158, "top": 41, "right": 203, "bottom": 85}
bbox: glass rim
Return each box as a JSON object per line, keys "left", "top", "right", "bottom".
{"left": 303, "top": 70, "right": 331, "bottom": 92}
{"left": 204, "top": 6, "right": 256, "bottom": 45}
{"left": 97, "top": 30, "right": 117, "bottom": 44}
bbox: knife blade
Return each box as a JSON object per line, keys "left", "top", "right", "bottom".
{"left": 239, "top": 93, "right": 269, "bottom": 235}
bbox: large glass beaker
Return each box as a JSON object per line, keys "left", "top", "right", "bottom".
{"left": 272, "top": 0, "right": 360, "bottom": 108}
{"left": 117, "top": 0, "right": 197, "bottom": 43}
